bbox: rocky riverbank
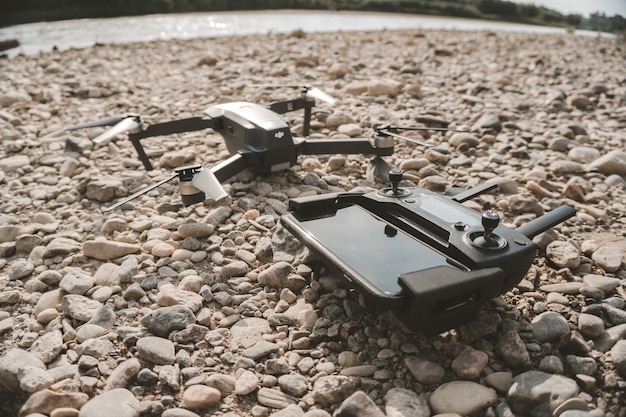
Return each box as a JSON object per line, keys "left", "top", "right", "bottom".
{"left": 0, "top": 28, "right": 625, "bottom": 417}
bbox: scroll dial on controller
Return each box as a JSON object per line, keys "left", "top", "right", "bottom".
{"left": 468, "top": 209, "right": 508, "bottom": 250}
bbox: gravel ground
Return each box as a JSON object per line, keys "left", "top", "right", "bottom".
{"left": 0, "top": 28, "right": 625, "bottom": 417}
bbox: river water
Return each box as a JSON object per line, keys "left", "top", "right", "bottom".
{"left": 0, "top": 10, "right": 607, "bottom": 58}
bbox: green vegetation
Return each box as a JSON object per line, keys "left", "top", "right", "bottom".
{"left": 1, "top": 0, "right": 624, "bottom": 34}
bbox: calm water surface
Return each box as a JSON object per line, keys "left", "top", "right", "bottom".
{"left": 0, "top": 10, "right": 604, "bottom": 58}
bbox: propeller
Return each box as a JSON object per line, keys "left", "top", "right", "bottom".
{"left": 62, "top": 115, "right": 132, "bottom": 132}
{"left": 92, "top": 116, "right": 143, "bottom": 145}
{"left": 374, "top": 124, "right": 467, "bottom": 148}
{"left": 102, "top": 164, "right": 227, "bottom": 212}
{"left": 63, "top": 114, "right": 144, "bottom": 145}
{"left": 249, "top": 84, "right": 337, "bottom": 104}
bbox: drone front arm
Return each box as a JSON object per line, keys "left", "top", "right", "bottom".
{"left": 211, "top": 153, "right": 250, "bottom": 182}
{"left": 297, "top": 138, "right": 394, "bottom": 157}
{"left": 129, "top": 116, "right": 224, "bottom": 170}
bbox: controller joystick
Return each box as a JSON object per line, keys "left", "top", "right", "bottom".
{"left": 469, "top": 210, "right": 507, "bottom": 249}
{"left": 379, "top": 168, "right": 411, "bottom": 197}
{"left": 389, "top": 168, "right": 402, "bottom": 195}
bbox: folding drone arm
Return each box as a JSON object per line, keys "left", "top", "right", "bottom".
{"left": 266, "top": 97, "right": 315, "bottom": 136}
{"left": 296, "top": 136, "right": 395, "bottom": 157}
{"left": 102, "top": 153, "right": 249, "bottom": 212}
{"left": 128, "top": 116, "right": 223, "bottom": 170}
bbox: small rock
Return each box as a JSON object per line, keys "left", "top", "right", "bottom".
{"left": 257, "top": 387, "right": 296, "bottom": 409}
{"left": 532, "top": 312, "right": 570, "bottom": 343}
{"left": 30, "top": 330, "right": 63, "bottom": 364}
{"left": 311, "top": 376, "right": 358, "bottom": 406}
{"left": 609, "top": 340, "right": 626, "bottom": 377}
{"left": 140, "top": 305, "right": 196, "bottom": 337}
{"left": 451, "top": 347, "right": 488, "bottom": 380}
{"left": 590, "top": 247, "right": 624, "bottom": 272}
{"left": 82, "top": 240, "right": 140, "bottom": 260}
{"left": 277, "top": 374, "right": 308, "bottom": 397}
{"left": 105, "top": 358, "right": 141, "bottom": 390}
{"left": 334, "top": 391, "right": 385, "bottom": 417}
{"left": 404, "top": 356, "right": 445, "bottom": 385}
{"left": 181, "top": 385, "right": 221, "bottom": 411}
{"left": 136, "top": 336, "right": 175, "bottom": 365}
{"left": 429, "top": 381, "right": 497, "bottom": 416}
{"left": 235, "top": 370, "right": 259, "bottom": 395}
{"left": 546, "top": 241, "right": 581, "bottom": 269}
{"left": 78, "top": 388, "right": 141, "bottom": 417}
{"left": 61, "top": 295, "right": 102, "bottom": 322}
{"left": 18, "top": 389, "right": 88, "bottom": 417}
{"left": 588, "top": 149, "right": 626, "bottom": 176}
{"left": 496, "top": 330, "right": 532, "bottom": 369}
{"left": 507, "top": 371, "right": 579, "bottom": 417}
{"left": 384, "top": 388, "right": 430, "bottom": 417}
{"left": 577, "top": 313, "right": 605, "bottom": 339}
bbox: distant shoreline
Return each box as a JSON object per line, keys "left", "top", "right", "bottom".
{"left": 0, "top": 10, "right": 614, "bottom": 59}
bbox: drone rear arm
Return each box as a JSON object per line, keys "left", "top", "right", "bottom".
{"left": 266, "top": 98, "right": 314, "bottom": 136}
{"left": 129, "top": 117, "right": 222, "bottom": 170}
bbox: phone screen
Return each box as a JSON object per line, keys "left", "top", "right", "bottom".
{"left": 294, "top": 203, "right": 464, "bottom": 298}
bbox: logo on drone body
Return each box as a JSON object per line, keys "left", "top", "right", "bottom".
{"left": 275, "top": 131, "right": 285, "bottom": 139}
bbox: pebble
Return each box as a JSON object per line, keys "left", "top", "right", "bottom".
{"left": 496, "top": 330, "right": 531, "bottom": 369}
{"left": 546, "top": 241, "right": 581, "bottom": 269}
{"left": 609, "top": 340, "right": 626, "bottom": 377}
{"left": 311, "top": 376, "right": 358, "bottom": 406}
{"left": 384, "top": 388, "right": 430, "bottom": 417}
{"left": 532, "top": 312, "right": 571, "bottom": 343}
{"left": 235, "top": 370, "right": 259, "bottom": 395}
{"left": 18, "top": 390, "right": 89, "bottom": 417}
{"left": 404, "top": 356, "right": 445, "bottom": 385}
{"left": 507, "top": 371, "right": 579, "bottom": 417}
{"left": 82, "top": 240, "right": 140, "bottom": 260}
{"left": 181, "top": 384, "right": 222, "bottom": 410}
{"left": 140, "top": 304, "right": 196, "bottom": 337}
{"left": 105, "top": 358, "right": 141, "bottom": 390}
{"left": 582, "top": 274, "right": 621, "bottom": 293}
{"left": 451, "top": 347, "right": 488, "bottom": 380}
{"left": 577, "top": 313, "right": 605, "bottom": 339}
{"left": 78, "top": 388, "right": 141, "bottom": 417}
{"left": 334, "top": 391, "right": 385, "bottom": 417}
{"left": 429, "top": 381, "right": 497, "bottom": 415}
{"left": 136, "top": 336, "right": 176, "bottom": 365}
{"left": 257, "top": 387, "right": 296, "bottom": 409}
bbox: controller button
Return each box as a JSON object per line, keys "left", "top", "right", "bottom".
{"left": 513, "top": 238, "right": 528, "bottom": 246}
{"left": 404, "top": 198, "right": 415, "bottom": 203}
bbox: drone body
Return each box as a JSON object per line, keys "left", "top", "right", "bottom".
{"left": 206, "top": 102, "right": 298, "bottom": 175}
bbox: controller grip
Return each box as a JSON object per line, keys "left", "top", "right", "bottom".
{"left": 398, "top": 266, "right": 504, "bottom": 334}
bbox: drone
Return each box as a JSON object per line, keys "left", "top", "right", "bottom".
{"left": 63, "top": 85, "right": 464, "bottom": 212}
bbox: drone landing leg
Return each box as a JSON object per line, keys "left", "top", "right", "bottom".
{"left": 130, "top": 137, "right": 154, "bottom": 171}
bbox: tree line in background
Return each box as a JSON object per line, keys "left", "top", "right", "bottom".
{"left": 1, "top": 0, "right": 624, "bottom": 34}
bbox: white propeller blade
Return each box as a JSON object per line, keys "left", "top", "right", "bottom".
{"left": 92, "top": 117, "right": 142, "bottom": 145}
{"left": 191, "top": 168, "right": 228, "bottom": 201}
{"left": 307, "top": 87, "right": 336, "bottom": 104}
